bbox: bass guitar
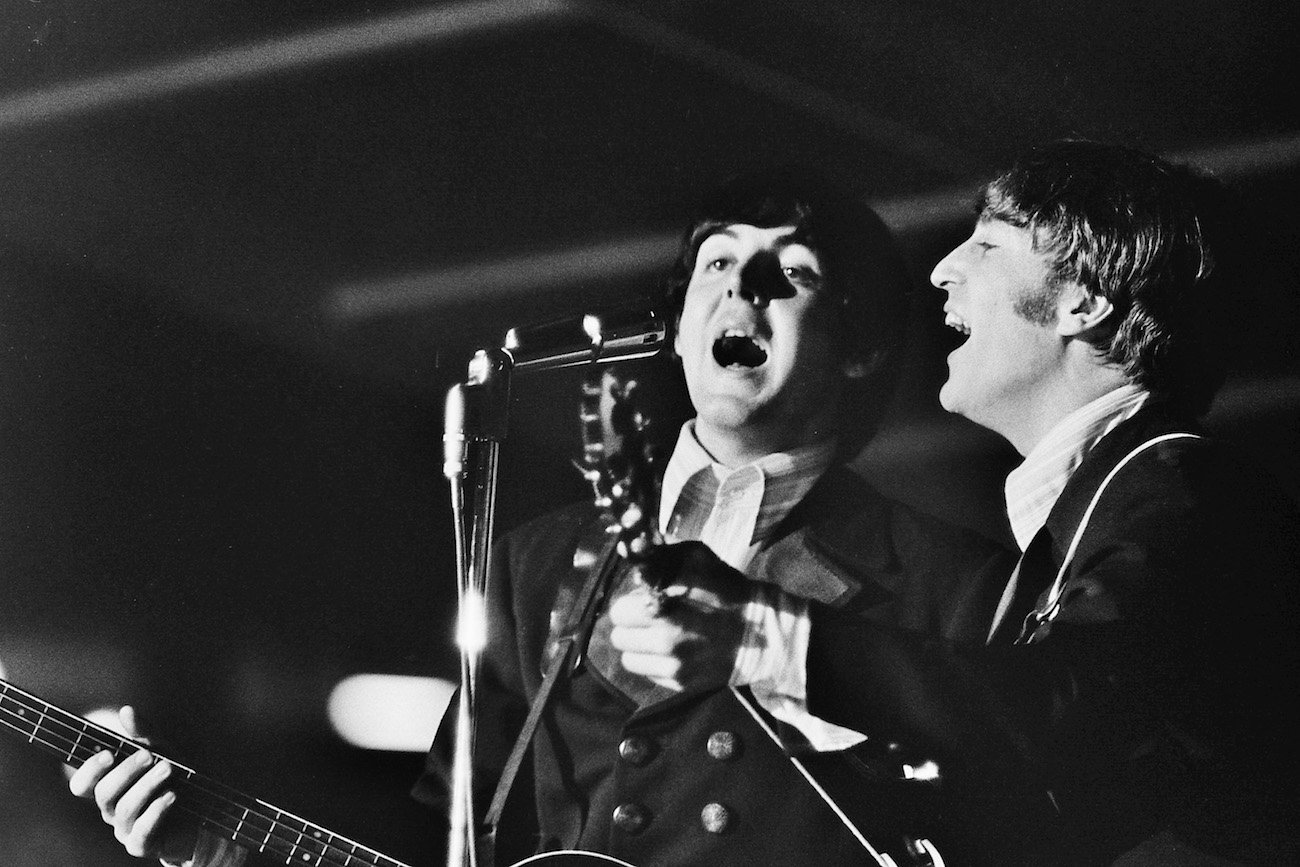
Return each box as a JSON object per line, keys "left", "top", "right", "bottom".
{"left": 0, "top": 370, "right": 645, "bottom": 867}
{"left": 0, "top": 676, "right": 637, "bottom": 866}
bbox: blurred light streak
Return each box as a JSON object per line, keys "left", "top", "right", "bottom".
{"left": 1171, "top": 133, "right": 1300, "bottom": 181}
{"left": 328, "top": 132, "right": 1300, "bottom": 324}
{"left": 326, "top": 673, "right": 456, "bottom": 753}
{"left": 0, "top": 0, "right": 571, "bottom": 131}
{"left": 1206, "top": 373, "right": 1300, "bottom": 424}
{"left": 0, "top": 0, "right": 968, "bottom": 175}
{"left": 327, "top": 233, "right": 677, "bottom": 322}
{"left": 577, "top": 2, "right": 974, "bottom": 175}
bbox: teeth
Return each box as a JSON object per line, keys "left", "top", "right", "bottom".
{"left": 713, "top": 333, "right": 767, "bottom": 368}
{"left": 944, "top": 313, "right": 971, "bottom": 335}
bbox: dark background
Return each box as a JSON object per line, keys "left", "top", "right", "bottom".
{"left": 2, "top": 2, "right": 1298, "bottom": 864}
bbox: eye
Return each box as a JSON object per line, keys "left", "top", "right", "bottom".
{"left": 705, "top": 257, "right": 731, "bottom": 272}
{"left": 782, "top": 265, "right": 822, "bottom": 289}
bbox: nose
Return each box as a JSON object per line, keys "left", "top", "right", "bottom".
{"left": 730, "top": 250, "right": 792, "bottom": 306}
{"left": 930, "top": 246, "right": 963, "bottom": 293}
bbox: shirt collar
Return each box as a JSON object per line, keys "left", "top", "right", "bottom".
{"left": 659, "top": 420, "right": 836, "bottom": 562}
{"left": 1005, "top": 383, "right": 1150, "bottom": 551}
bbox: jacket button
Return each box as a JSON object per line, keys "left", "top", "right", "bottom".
{"left": 700, "top": 802, "right": 732, "bottom": 834}
{"left": 618, "top": 735, "right": 653, "bottom": 766}
{"left": 611, "top": 802, "right": 650, "bottom": 834}
{"left": 706, "top": 730, "right": 740, "bottom": 760}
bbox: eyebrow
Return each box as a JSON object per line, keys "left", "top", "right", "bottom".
{"left": 702, "top": 227, "right": 807, "bottom": 248}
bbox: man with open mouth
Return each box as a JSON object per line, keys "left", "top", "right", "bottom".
{"left": 68, "top": 167, "right": 1009, "bottom": 867}
{"left": 811, "top": 140, "right": 1300, "bottom": 865}
{"left": 409, "top": 167, "right": 1008, "bottom": 867}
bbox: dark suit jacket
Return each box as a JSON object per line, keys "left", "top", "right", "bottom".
{"left": 809, "top": 403, "right": 1300, "bottom": 865}
{"left": 414, "top": 465, "right": 1008, "bottom": 866}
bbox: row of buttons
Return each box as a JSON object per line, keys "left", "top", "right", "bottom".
{"left": 612, "top": 730, "right": 742, "bottom": 835}
{"left": 611, "top": 801, "right": 734, "bottom": 835}
{"left": 617, "top": 730, "right": 741, "bottom": 766}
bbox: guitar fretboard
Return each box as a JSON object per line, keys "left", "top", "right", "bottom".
{"left": 0, "top": 678, "right": 413, "bottom": 867}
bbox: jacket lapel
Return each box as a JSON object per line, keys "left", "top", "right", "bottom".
{"left": 994, "top": 402, "right": 1202, "bottom": 645}
{"left": 750, "top": 467, "right": 899, "bottom": 610}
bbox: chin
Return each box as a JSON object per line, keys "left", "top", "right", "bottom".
{"left": 696, "top": 396, "right": 762, "bottom": 431}
{"left": 937, "top": 381, "right": 960, "bottom": 414}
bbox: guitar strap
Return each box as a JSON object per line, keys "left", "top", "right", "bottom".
{"left": 482, "top": 529, "right": 623, "bottom": 842}
{"left": 728, "top": 684, "right": 900, "bottom": 866}
{"left": 991, "top": 431, "right": 1203, "bottom": 645}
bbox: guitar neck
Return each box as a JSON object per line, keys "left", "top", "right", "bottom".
{"left": 0, "top": 678, "right": 413, "bottom": 867}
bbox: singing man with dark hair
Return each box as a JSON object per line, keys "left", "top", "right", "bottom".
{"left": 812, "top": 140, "right": 1300, "bottom": 865}
{"left": 68, "top": 166, "right": 1008, "bottom": 866}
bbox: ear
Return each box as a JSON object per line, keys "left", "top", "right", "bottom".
{"left": 1054, "top": 283, "right": 1115, "bottom": 337}
{"left": 842, "top": 349, "right": 886, "bottom": 380}
{"left": 672, "top": 315, "right": 684, "bottom": 358}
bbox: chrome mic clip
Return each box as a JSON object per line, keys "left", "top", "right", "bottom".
{"left": 502, "top": 304, "right": 667, "bottom": 373}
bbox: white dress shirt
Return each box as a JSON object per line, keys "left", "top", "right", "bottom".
{"left": 987, "top": 384, "right": 1152, "bottom": 643}
{"left": 1005, "top": 384, "right": 1150, "bottom": 551}
{"left": 658, "top": 421, "right": 867, "bottom": 751}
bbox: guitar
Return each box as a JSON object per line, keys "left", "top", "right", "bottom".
{"left": 575, "top": 366, "right": 661, "bottom": 570}
{"left": 0, "top": 676, "right": 635, "bottom": 866}
{"left": 574, "top": 368, "right": 947, "bottom": 867}
{"left": 0, "top": 373, "right": 646, "bottom": 867}
{"left": 1, "top": 675, "right": 412, "bottom": 867}
{"left": 5, "top": 371, "right": 934, "bottom": 867}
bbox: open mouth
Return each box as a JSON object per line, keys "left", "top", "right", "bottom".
{"left": 944, "top": 312, "right": 971, "bottom": 340}
{"left": 713, "top": 333, "right": 768, "bottom": 368}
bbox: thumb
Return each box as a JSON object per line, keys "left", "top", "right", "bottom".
{"left": 651, "top": 543, "right": 750, "bottom": 608}
{"left": 118, "top": 705, "right": 151, "bottom": 746}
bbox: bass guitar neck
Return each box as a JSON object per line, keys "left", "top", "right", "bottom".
{"left": 0, "top": 677, "right": 412, "bottom": 867}
{"left": 1, "top": 677, "right": 637, "bottom": 867}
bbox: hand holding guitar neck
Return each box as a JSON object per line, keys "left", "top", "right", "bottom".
{"left": 65, "top": 705, "right": 200, "bottom": 865}
{"left": 576, "top": 367, "right": 756, "bottom": 694}
{"left": 608, "top": 541, "right": 753, "bottom": 693}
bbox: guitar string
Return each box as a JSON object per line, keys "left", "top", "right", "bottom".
{"left": 0, "top": 696, "right": 393, "bottom": 867}
{"left": 2, "top": 377, "right": 646, "bottom": 867}
{"left": 0, "top": 687, "right": 408, "bottom": 867}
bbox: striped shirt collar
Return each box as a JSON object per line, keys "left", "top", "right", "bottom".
{"left": 658, "top": 420, "right": 836, "bottom": 570}
{"left": 1005, "top": 383, "right": 1150, "bottom": 551}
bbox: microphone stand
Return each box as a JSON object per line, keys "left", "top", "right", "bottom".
{"left": 441, "top": 305, "right": 666, "bottom": 867}
{"left": 443, "top": 348, "right": 512, "bottom": 867}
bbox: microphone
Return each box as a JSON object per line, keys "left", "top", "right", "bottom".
{"left": 442, "top": 382, "right": 467, "bottom": 480}
{"left": 502, "top": 303, "right": 668, "bottom": 373}
{"left": 443, "top": 348, "right": 513, "bottom": 475}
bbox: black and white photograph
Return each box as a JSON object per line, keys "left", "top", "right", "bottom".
{"left": 2, "top": 2, "right": 1298, "bottom": 865}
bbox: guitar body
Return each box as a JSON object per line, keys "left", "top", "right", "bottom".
{"left": 511, "top": 852, "right": 636, "bottom": 867}
{"left": 556, "top": 370, "right": 945, "bottom": 867}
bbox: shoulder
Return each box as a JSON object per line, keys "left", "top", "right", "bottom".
{"left": 1061, "top": 404, "right": 1297, "bottom": 541}
{"left": 1045, "top": 404, "right": 1300, "bottom": 624}
{"left": 779, "top": 466, "right": 1012, "bottom": 637}
{"left": 800, "top": 465, "right": 1008, "bottom": 575}
{"left": 505, "top": 499, "right": 604, "bottom": 545}
{"left": 495, "top": 500, "right": 608, "bottom": 582}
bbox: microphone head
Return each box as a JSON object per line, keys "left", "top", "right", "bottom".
{"left": 442, "top": 383, "right": 467, "bottom": 479}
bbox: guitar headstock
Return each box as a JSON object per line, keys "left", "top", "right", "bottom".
{"left": 576, "top": 367, "right": 662, "bottom": 561}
